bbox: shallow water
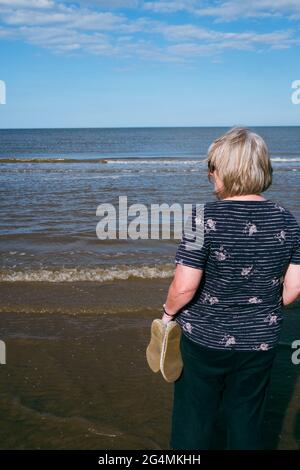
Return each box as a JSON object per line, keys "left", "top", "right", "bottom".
{"left": 0, "top": 127, "right": 299, "bottom": 449}
{"left": 1, "top": 127, "right": 300, "bottom": 281}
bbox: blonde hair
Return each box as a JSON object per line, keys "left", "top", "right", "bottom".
{"left": 206, "top": 127, "right": 273, "bottom": 199}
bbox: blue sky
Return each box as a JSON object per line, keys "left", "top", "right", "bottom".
{"left": 0, "top": 0, "right": 300, "bottom": 128}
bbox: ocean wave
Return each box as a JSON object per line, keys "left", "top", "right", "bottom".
{"left": 0, "top": 157, "right": 203, "bottom": 165}
{"left": 271, "top": 157, "right": 300, "bottom": 162}
{"left": 1, "top": 156, "right": 300, "bottom": 166}
{"left": 0, "top": 265, "right": 175, "bottom": 282}
{"left": 0, "top": 157, "right": 109, "bottom": 164}
{"left": 103, "top": 159, "right": 202, "bottom": 165}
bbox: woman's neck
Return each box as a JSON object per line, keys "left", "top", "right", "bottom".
{"left": 222, "top": 194, "right": 266, "bottom": 201}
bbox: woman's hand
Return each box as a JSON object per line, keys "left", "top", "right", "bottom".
{"left": 161, "top": 312, "right": 175, "bottom": 326}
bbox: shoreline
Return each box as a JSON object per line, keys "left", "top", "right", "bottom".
{"left": 0, "top": 281, "right": 299, "bottom": 449}
{"left": 0, "top": 279, "right": 170, "bottom": 316}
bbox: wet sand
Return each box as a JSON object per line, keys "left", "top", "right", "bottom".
{"left": 0, "top": 280, "right": 300, "bottom": 449}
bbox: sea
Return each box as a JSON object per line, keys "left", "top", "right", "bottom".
{"left": 0, "top": 126, "right": 300, "bottom": 450}
{"left": 0, "top": 127, "right": 299, "bottom": 283}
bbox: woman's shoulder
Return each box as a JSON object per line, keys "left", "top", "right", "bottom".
{"left": 271, "top": 200, "right": 297, "bottom": 218}
{"left": 278, "top": 204, "right": 300, "bottom": 229}
{"left": 266, "top": 201, "right": 300, "bottom": 233}
{"left": 202, "top": 199, "right": 299, "bottom": 225}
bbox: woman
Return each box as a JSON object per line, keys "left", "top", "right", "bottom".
{"left": 162, "top": 127, "right": 300, "bottom": 450}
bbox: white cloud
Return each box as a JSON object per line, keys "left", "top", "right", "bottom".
{"left": 144, "top": 0, "right": 300, "bottom": 20}
{"left": 144, "top": 1, "right": 195, "bottom": 13}
{"left": 0, "top": 0, "right": 300, "bottom": 61}
{"left": 159, "top": 23, "right": 294, "bottom": 45}
{"left": 19, "top": 25, "right": 116, "bottom": 53}
{"left": 3, "top": 8, "right": 125, "bottom": 30}
{"left": 0, "top": 0, "right": 54, "bottom": 7}
{"left": 193, "top": 1, "right": 300, "bottom": 21}
{"left": 70, "top": 0, "right": 139, "bottom": 7}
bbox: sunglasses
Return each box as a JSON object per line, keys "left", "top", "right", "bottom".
{"left": 208, "top": 163, "right": 215, "bottom": 175}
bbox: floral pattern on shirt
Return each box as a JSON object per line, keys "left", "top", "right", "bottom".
{"left": 182, "top": 309, "right": 191, "bottom": 315}
{"left": 253, "top": 343, "right": 270, "bottom": 351}
{"left": 201, "top": 293, "right": 219, "bottom": 305}
{"left": 274, "top": 203, "right": 286, "bottom": 212}
{"left": 264, "top": 313, "right": 278, "bottom": 325}
{"left": 241, "top": 265, "right": 254, "bottom": 278}
{"left": 182, "top": 321, "right": 192, "bottom": 334}
{"left": 205, "top": 218, "right": 217, "bottom": 233}
{"left": 243, "top": 222, "right": 258, "bottom": 236}
{"left": 248, "top": 296, "right": 263, "bottom": 304}
{"left": 174, "top": 199, "right": 296, "bottom": 351}
{"left": 214, "top": 245, "right": 230, "bottom": 261}
{"left": 274, "top": 230, "right": 286, "bottom": 244}
{"left": 220, "top": 334, "right": 236, "bottom": 347}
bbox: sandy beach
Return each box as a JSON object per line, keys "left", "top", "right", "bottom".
{"left": 0, "top": 279, "right": 299, "bottom": 450}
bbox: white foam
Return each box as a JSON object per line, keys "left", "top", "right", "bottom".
{"left": 271, "top": 157, "right": 300, "bottom": 162}
{"left": 0, "top": 265, "right": 175, "bottom": 282}
{"left": 104, "top": 159, "right": 202, "bottom": 165}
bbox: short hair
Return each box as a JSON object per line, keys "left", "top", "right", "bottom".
{"left": 206, "top": 127, "right": 273, "bottom": 199}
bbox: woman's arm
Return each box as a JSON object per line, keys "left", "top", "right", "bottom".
{"left": 282, "top": 263, "right": 300, "bottom": 306}
{"left": 162, "top": 264, "right": 204, "bottom": 322}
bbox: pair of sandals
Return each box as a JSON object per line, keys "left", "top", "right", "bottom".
{"left": 146, "top": 319, "right": 183, "bottom": 383}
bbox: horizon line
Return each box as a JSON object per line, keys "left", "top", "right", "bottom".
{"left": 0, "top": 125, "right": 300, "bottom": 131}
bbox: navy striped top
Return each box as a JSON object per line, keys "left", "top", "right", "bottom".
{"left": 174, "top": 199, "right": 300, "bottom": 351}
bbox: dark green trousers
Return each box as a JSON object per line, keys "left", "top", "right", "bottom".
{"left": 170, "top": 333, "right": 277, "bottom": 450}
